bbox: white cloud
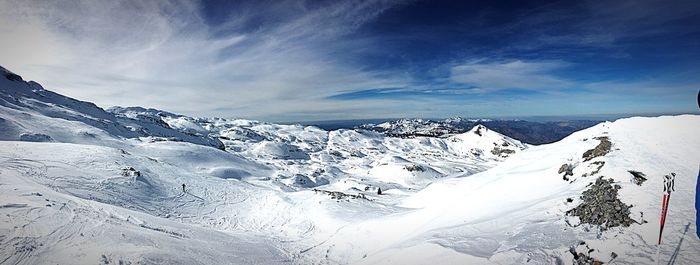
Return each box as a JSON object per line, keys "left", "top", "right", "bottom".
{"left": 0, "top": 0, "right": 407, "bottom": 121}
{"left": 449, "top": 60, "right": 572, "bottom": 92}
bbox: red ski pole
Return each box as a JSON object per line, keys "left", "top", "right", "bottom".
{"left": 658, "top": 193, "right": 671, "bottom": 244}
{"left": 658, "top": 173, "right": 675, "bottom": 246}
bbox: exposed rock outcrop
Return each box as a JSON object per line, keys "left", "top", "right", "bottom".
{"left": 583, "top": 137, "right": 611, "bottom": 162}
{"left": 628, "top": 170, "right": 647, "bottom": 186}
{"left": 404, "top": 164, "right": 425, "bottom": 172}
{"left": 313, "top": 189, "right": 368, "bottom": 201}
{"left": 559, "top": 163, "right": 575, "bottom": 180}
{"left": 121, "top": 167, "right": 141, "bottom": 177}
{"left": 566, "top": 177, "right": 633, "bottom": 229}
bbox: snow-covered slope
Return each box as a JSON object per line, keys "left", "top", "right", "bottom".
{"left": 1, "top": 66, "right": 699, "bottom": 264}
{"left": 0, "top": 67, "right": 224, "bottom": 149}
{"left": 310, "top": 115, "right": 700, "bottom": 265}
{"left": 171, "top": 115, "right": 527, "bottom": 193}
{"left": 0, "top": 151, "right": 289, "bottom": 264}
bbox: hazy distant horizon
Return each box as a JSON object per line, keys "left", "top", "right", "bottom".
{"left": 288, "top": 111, "right": 700, "bottom": 128}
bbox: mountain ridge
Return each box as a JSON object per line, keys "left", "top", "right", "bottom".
{"left": 357, "top": 117, "right": 601, "bottom": 145}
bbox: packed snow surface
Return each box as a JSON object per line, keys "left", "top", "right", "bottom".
{"left": 1, "top": 66, "right": 699, "bottom": 264}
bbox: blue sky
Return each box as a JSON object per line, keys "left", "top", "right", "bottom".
{"left": 1, "top": 0, "right": 699, "bottom": 121}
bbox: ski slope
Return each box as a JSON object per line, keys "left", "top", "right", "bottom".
{"left": 1, "top": 66, "right": 700, "bottom": 264}
{"left": 311, "top": 115, "right": 700, "bottom": 265}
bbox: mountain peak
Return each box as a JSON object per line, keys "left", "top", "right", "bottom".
{"left": 449, "top": 124, "right": 527, "bottom": 159}
{"left": 469, "top": 124, "right": 488, "bottom": 136}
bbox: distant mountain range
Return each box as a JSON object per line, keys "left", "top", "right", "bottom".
{"left": 354, "top": 117, "right": 601, "bottom": 145}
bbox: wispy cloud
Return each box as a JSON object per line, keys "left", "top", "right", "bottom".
{"left": 450, "top": 60, "right": 572, "bottom": 92}
{"left": 0, "top": 0, "right": 407, "bottom": 120}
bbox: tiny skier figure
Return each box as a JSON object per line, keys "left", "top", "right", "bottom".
{"left": 182, "top": 183, "right": 186, "bottom": 193}
{"left": 377, "top": 187, "right": 382, "bottom": 195}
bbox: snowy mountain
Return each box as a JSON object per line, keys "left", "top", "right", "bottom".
{"left": 1, "top": 66, "right": 699, "bottom": 264}
{"left": 0, "top": 66, "right": 224, "bottom": 149}
{"left": 358, "top": 117, "right": 601, "bottom": 144}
